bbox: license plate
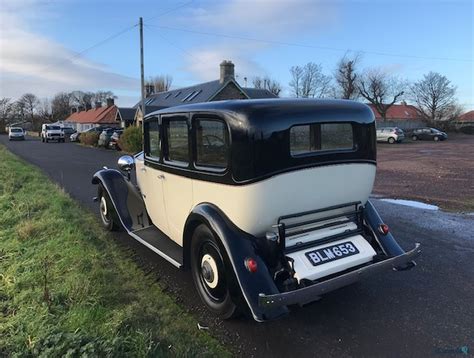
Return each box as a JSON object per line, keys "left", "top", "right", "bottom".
{"left": 305, "top": 241, "right": 360, "bottom": 266}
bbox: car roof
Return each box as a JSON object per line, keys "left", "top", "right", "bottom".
{"left": 147, "top": 99, "right": 375, "bottom": 128}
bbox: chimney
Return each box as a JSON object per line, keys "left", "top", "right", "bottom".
{"left": 78, "top": 105, "right": 85, "bottom": 112}
{"left": 145, "top": 84, "right": 155, "bottom": 97}
{"left": 220, "top": 60, "right": 235, "bottom": 84}
{"left": 95, "top": 101, "right": 102, "bottom": 108}
{"left": 85, "top": 103, "right": 92, "bottom": 111}
{"left": 401, "top": 100, "right": 408, "bottom": 106}
{"left": 106, "top": 98, "right": 115, "bottom": 107}
{"left": 71, "top": 107, "right": 77, "bottom": 114}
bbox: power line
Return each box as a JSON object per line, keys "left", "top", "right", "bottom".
{"left": 149, "top": 25, "right": 473, "bottom": 63}
{"left": 146, "top": 0, "right": 194, "bottom": 22}
{"left": 14, "top": 23, "right": 138, "bottom": 81}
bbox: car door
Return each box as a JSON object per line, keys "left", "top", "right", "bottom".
{"left": 161, "top": 114, "right": 193, "bottom": 245}
{"left": 140, "top": 116, "right": 169, "bottom": 234}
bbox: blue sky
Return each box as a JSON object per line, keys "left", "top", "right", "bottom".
{"left": 0, "top": 0, "right": 472, "bottom": 110}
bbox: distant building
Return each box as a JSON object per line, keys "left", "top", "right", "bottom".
{"left": 368, "top": 102, "right": 425, "bottom": 130}
{"left": 456, "top": 110, "right": 474, "bottom": 126}
{"left": 130, "top": 60, "right": 277, "bottom": 126}
{"left": 65, "top": 99, "right": 120, "bottom": 132}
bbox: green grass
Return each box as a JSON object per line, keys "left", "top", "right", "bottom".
{"left": 0, "top": 145, "right": 230, "bottom": 357}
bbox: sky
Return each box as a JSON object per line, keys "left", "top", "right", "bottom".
{"left": 0, "top": 0, "right": 472, "bottom": 110}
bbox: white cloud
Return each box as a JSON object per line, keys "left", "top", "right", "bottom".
{"left": 0, "top": 1, "right": 138, "bottom": 100}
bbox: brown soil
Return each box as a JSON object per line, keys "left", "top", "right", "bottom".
{"left": 373, "top": 133, "right": 474, "bottom": 212}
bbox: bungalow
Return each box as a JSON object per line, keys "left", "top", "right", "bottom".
{"left": 131, "top": 60, "right": 277, "bottom": 126}
{"left": 368, "top": 102, "right": 425, "bottom": 130}
{"left": 65, "top": 99, "right": 120, "bottom": 132}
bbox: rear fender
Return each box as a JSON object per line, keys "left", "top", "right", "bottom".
{"left": 184, "top": 203, "right": 289, "bottom": 322}
{"left": 92, "top": 169, "right": 151, "bottom": 232}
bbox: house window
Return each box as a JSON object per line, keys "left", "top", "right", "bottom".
{"left": 164, "top": 118, "right": 189, "bottom": 165}
{"left": 195, "top": 119, "right": 228, "bottom": 169}
{"left": 145, "top": 118, "right": 160, "bottom": 159}
{"left": 290, "top": 123, "right": 354, "bottom": 156}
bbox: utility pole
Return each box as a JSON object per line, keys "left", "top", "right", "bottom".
{"left": 139, "top": 17, "right": 145, "bottom": 123}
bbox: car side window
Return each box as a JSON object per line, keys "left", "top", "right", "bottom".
{"left": 148, "top": 119, "right": 160, "bottom": 159}
{"left": 164, "top": 118, "right": 189, "bottom": 165}
{"left": 195, "top": 119, "right": 228, "bottom": 169}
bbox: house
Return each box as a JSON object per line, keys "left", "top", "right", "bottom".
{"left": 368, "top": 102, "right": 425, "bottom": 130}
{"left": 65, "top": 99, "right": 120, "bottom": 132}
{"left": 116, "top": 107, "right": 136, "bottom": 128}
{"left": 456, "top": 110, "right": 474, "bottom": 126}
{"left": 133, "top": 60, "right": 277, "bottom": 126}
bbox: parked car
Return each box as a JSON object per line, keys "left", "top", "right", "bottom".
{"left": 108, "top": 129, "right": 124, "bottom": 150}
{"left": 91, "top": 99, "right": 420, "bottom": 321}
{"left": 98, "top": 128, "right": 116, "bottom": 147}
{"left": 41, "top": 124, "right": 64, "bottom": 143}
{"left": 376, "top": 127, "right": 405, "bottom": 144}
{"left": 411, "top": 127, "right": 447, "bottom": 141}
{"left": 61, "top": 126, "right": 76, "bottom": 136}
{"left": 8, "top": 127, "right": 25, "bottom": 141}
{"left": 70, "top": 126, "right": 109, "bottom": 142}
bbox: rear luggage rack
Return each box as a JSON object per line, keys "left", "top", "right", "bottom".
{"left": 276, "top": 202, "right": 364, "bottom": 254}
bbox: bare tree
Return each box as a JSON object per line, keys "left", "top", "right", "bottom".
{"left": 70, "top": 91, "right": 94, "bottom": 108}
{"left": 0, "top": 98, "right": 14, "bottom": 132}
{"left": 411, "top": 72, "right": 457, "bottom": 121}
{"left": 37, "top": 98, "right": 52, "bottom": 122}
{"left": 289, "top": 62, "right": 331, "bottom": 98}
{"left": 334, "top": 54, "right": 360, "bottom": 99}
{"left": 51, "top": 92, "right": 73, "bottom": 121}
{"left": 145, "top": 75, "right": 173, "bottom": 96}
{"left": 93, "top": 90, "right": 116, "bottom": 104}
{"left": 18, "top": 93, "right": 39, "bottom": 123}
{"left": 252, "top": 76, "right": 282, "bottom": 96}
{"left": 357, "top": 69, "right": 405, "bottom": 120}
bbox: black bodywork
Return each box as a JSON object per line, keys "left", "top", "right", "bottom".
{"left": 143, "top": 99, "right": 376, "bottom": 185}
{"left": 92, "top": 99, "right": 420, "bottom": 322}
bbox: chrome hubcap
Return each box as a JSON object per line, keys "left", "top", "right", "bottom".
{"left": 201, "top": 254, "right": 219, "bottom": 289}
{"left": 100, "top": 196, "right": 108, "bottom": 217}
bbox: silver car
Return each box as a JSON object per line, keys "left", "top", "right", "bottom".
{"left": 8, "top": 127, "right": 25, "bottom": 141}
{"left": 376, "top": 127, "right": 405, "bottom": 144}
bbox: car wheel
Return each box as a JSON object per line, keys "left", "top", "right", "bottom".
{"left": 191, "top": 224, "right": 241, "bottom": 319}
{"left": 412, "top": 135, "right": 418, "bottom": 141}
{"left": 433, "top": 136, "right": 439, "bottom": 142}
{"left": 388, "top": 137, "right": 395, "bottom": 144}
{"left": 98, "top": 186, "right": 120, "bottom": 231}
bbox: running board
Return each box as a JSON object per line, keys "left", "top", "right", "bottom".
{"left": 130, "top": 225, "right": 183, "bottom": 268}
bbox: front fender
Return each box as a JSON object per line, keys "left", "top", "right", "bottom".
{"left": 92, "top": 169, "right": 150, "bottom": 232}
{"left": 185, "top": 203, "right": 289, "bottom": 322}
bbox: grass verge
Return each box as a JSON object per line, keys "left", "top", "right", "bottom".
{"left": 0, "top": 145, "right": 229, "bottom": 357}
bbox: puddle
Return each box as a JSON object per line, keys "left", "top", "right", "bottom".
{"left": 380, "top": 198, "right": 439, "bottom": 211}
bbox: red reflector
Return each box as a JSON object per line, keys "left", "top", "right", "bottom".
{"left": 245, "top": 258, "right": 258, "bottom": 273}
{"left": 379, "top": 224, "right": 390, "bottom": 235}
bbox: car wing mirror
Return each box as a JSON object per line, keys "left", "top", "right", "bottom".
{"left": 118, "top": 155, "right": 135, "bottom": 179}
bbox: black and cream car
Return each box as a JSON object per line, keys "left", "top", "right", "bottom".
{"left": 92, "top": 99, "right": 420, "bottom": 322}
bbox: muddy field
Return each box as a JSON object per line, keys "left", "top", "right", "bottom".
{"left": 373, "top": 133, "right": 474, "bottom": 212}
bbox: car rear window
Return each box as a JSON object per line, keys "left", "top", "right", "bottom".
{"left": 290, "top": 123, "right": 354, "bottom": 156}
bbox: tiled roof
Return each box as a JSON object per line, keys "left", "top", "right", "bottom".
{"left": 117, "top": 107, "right": 136, "bottom": 121}
{"left": 135, "top": 80, "right": 277, "bottom": 109}
{"left": 66, "top": 105, "right": 118, "bottom": 124}
{"left": 242, "top": 87, "right": 278, "bottom": 99}
{"left": 367, "top": 103, "right": 421, "bottom": 120}
{"left": 458, "top": 110, "right": 474, "bottom": 122}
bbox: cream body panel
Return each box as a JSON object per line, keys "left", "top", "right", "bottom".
{"left": 192, "top": 163, "right": 376, "bottom": 237}
{"left": 162, "top": 170, "right": 193, "bottom": 245}
{"left": 135, "top": 153, "right": 170, "bottom": 234}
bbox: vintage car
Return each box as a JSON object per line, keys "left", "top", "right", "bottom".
{"left": 92, "top": 99, "right": 421, "bottom": 322}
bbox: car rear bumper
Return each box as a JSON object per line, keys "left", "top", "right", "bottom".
{"left": 258, "top": 243, "right": 421, "bottom": 309}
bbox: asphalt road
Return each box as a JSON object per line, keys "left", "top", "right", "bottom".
{"left": 1, "top": 135, "right": 473, "bottom": 357}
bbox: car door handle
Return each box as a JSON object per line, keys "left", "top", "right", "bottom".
{"left": 157, "top": 174, "right": 165, "bottom": 180}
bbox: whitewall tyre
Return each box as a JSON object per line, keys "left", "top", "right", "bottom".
{"left": 99, "top": 187, "right": 120, "bottom": 231}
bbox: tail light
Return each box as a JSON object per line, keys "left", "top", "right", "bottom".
{"left": 379, "top": 224, "right": 390, "bottom": 235}
{"left": 244, "top": 257, "right": 258, "bottom": 273}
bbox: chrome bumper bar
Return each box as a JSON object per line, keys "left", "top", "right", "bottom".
{"left": 259, "top": 243, "right": 421, "bottom": 309}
